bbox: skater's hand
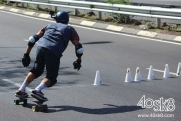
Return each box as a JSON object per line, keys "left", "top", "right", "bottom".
{"left": 73, "top": 60, "right": 81, "bottom": 71}
{"left": 22, "top": 53, "right": 31, "bottom": 67}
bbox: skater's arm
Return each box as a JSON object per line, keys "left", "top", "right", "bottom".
{"left": 70, "top": 28, "right": 83, "bottom": 61}
{"left": 71, "top": 40, "right": 83, "bottom": 61}
{"left": 36, "top": 27, "right": 45, "bottom": 38}
{"left": 70, "top": 28, "right": 83, "bottom": 70}
{"left": 25, "top": 46, "right": 32, "bottom": 54}
{"left": 27, "top": 27, "right": 45, "bottom": 51}
{"left": 71, "top": 39, "right": 83, "bottom": 71}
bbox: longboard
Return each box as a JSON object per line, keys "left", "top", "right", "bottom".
{"left": 14, "top": 96, "right": 48, "bottom": 112}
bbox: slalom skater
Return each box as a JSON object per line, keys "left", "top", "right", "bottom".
{"left": 15, "top": 11, "right": 83, "bottom": 101}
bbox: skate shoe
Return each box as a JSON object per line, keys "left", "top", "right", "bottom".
{"left": 31, "top": 89, "right": 48, "bottom": 101}
{"left": 15, "top": 90, "right": 28, "bottom": 98}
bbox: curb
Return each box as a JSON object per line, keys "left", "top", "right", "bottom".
{"left": 1, "top": 6, "right": 181, "bottom": 43}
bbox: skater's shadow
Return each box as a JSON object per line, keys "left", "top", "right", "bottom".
{"left": 47, "top": 104, "right": 144, "bottom": 114}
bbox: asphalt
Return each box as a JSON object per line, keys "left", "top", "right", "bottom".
{"left": 0, "top": 5, "right": 181, "bottom": 121}
{"left": 0, "top": 5, "right": 181, "bottom": 43}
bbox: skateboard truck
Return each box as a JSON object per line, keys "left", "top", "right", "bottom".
{"left": 30, "top": 94, "right": 48, "bottom": 112}
{"left": 32, "top": 101, "right": 48, "bottom": 112}
{"left": 14, "top": 98, "right": 27, "bottom": 105}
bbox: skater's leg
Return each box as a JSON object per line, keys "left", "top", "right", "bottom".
{"left": 25, "top": 72, "right": 36, "bottom": 83}
{"left": 15, "top": 72, "right": 36, "bottom": 98}
{"left": 31, "top": 49, "right": 59, "bottom": 101}
{"left": 16, "top": 47, "right": 45, "bottom": 97}
{"left": 34, "top": 47, "right": 59, "bottom": 92}
{"left": 18, "top": 72, "right": 36, "bottom": 92}
{"left": 35, "top": 78, "right": 51, "bottom": 92}
{"left": 31, "top": 78, "right": 51, "bottom": 101}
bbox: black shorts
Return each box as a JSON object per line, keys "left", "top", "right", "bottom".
{"left": 30, "top": 46, "right": 60, "bottom": 87}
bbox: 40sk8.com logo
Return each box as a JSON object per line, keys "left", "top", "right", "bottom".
{"left": 137, "top": 95, "right": 175, "bottom": 112}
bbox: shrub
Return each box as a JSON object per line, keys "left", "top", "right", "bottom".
{"left": 107, "top": 0, "right": 132, "bottom": 24}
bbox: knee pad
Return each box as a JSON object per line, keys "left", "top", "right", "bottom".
{"left": 46, "top": 77, "right": 57, "bottom": 87}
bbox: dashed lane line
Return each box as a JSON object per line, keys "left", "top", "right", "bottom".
{"left": 2, "top": 79, "right": 32, "bottom": 92}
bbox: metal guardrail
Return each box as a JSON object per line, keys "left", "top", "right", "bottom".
{"left": 74, "top": 0, "right": 181, "bottom": 8}
{"left": 131, "top": 2, "right": 181, "bottom": 9}
{"left": 6, "top": 0, "right": 181, "bottom": 28}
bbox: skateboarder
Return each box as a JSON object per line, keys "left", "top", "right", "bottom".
{"left": 15, "top": 11, "right": 83, "bottom": 101}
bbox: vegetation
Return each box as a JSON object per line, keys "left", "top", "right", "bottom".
{"left": 108, "top": 0, "right": 131, "bottom": 5}
{"left": 106, "top": 0, "right": 132, "bottom": 24}
{"left": 0, "top": 0, "right": 3, "bottom": 4}
{"left": 0, "top": 1, "right": 181, "bottom": 35}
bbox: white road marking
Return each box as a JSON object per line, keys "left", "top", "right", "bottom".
{"left": 1, "top": 10, "right": 181, "bottom": 46}
{"left": 38, "top": 13, "right": 50, "bottom": 18}
{"left": 0, "top": 6, "right": 5, "bottom": 9}
{"left": 106, "top": 25, "right": 123, "bottom": 31}
{"left": 174, "top": 36, "right": 181, "bottom": 42}
{"left": 24, "top": 11, "right": 35, "bottom": 16}
{"left": 137, "top": 30, "right": 157, "bottom": 37}
{"left": 2, "top": 79, "right": 32, "bottom": 92}
{"left": 2, "top": 79, "right": 88, "bottom": 91}
{"left": 80, "top": 20, "right": 95, "bottom": 26}
{"left": 10, "top": 8, "right": 19, "bottom": 12}
{"left": 146, "top": 68, "right": 176, "bottom": 75}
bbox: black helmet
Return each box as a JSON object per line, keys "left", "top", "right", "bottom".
{"left": 54, "top": 11, "right": 69, "bottom": 24}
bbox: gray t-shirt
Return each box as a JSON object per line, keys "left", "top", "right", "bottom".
{"left": 37, "top": 23, "right": 79, "bottom": 58}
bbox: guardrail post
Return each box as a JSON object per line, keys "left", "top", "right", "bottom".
{"left": 15, "top": 2, "right": 18, "bottom": 6}
{"left": 21, "top": 3, "right": 24, "bottom": 7}
{"left": 36, "top": 4, "right": 39, "bottom": 10}
{"left": 74, "top": 9, "right": 78, "bottom": 16}
{"left": 54, "top": 6, "right": 57, "bottom": 12}
{"left": 26, "top": 3, "right": 28, "bottom": 8}
{"left": 7, "top": 0, "right": 10, "bottom": 4}
{"left": 98, "top": 11, "right": 102, "bottom": 20}
{"left": 125, "top": 15, "right": 130, "bottom": 23}
{"left": 156, "top": 18, "right": 161, "bottom": 28}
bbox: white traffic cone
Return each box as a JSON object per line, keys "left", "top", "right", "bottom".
{"left": 134, "top": 67, "right": 142, "bottom": 82}
{"left": 93, "top": 71, "right": 101, "bottom": 85}
{"left": 147, "top": 65, "right": 155, "bottom": 80}
{"left": 176, "top": 62, "right": 181, "bottom": 76}
{"left": 125, "top": 68, "right": 133, "bottom": 82}
{"left": 163, "top": 64, "right": 170, "bottom": 78}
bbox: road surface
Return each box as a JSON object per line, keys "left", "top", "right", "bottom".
{"left": 0, "top": 10, "right": 181, "bottom": 121}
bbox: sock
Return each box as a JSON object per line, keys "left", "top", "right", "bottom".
{"left": 18, "top": 81, "right": 29, "bottom": 92}
{"left": 35, "top": 83, "right": 47, "bottom": 92}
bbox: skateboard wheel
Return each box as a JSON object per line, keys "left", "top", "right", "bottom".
{"left": 43, "top": 105, "right": 48, "bottom": 111}
{"left": 32, "top": 106, "right": 39, "bottom": 112}
{"left": 14, "top": 100, "right": 19, "bottom": 105}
